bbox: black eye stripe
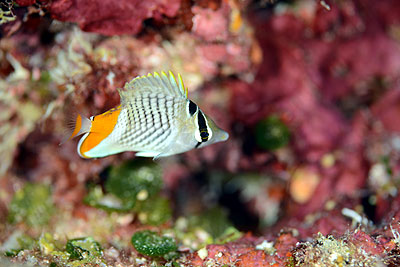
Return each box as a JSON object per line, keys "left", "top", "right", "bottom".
{"left": 197, "top": 111, "right": 207, "bottom": 129}
{"left": 188, "top": 100, "right": 198, "bottom": 116}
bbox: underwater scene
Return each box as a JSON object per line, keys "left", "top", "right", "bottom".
{"left": 1, "top": 0, "right": 400, "bottom": 266}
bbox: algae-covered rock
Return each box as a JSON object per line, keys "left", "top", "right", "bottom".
{"left": 214, "top": 227, "right": 242, "bottom": 245}
{"left": 189, "top": 206, "right": 233, "bottom": 240}
{"left": 136, "top": 196, "right": 172, "bottom": 226}
{"left": 38, "top": 233, "right": 59, "bottom": 256}
{"left": 8, "top": 183, "right": 54, "bottom": 227}
{"left": 255, "top": 115, "right": 291, "bottom": 150}
{"left": 131, "top": 230, "right": 177, "bottom": 257}
{"left": 85, "top": 160, "right": 168, "bottom": 218}
{"left": 2, "top": 231, "right": 36, "bottom": 257}
{"left": 84, "top": 185, "right": 135, "bottom": 212}
{"left": 65, "top": 237, "right": 102, "bottom": 260}
{"left": 106, "top": 159, "right": 163, "bottom": 201}
{"left": 291, "top": 233, "right": 384, "bottom": 266}
{"left": 37, "top": 233, "right": 105, "bottom": 266}
{"left": 173, "top": 207, "right": 241, "bottom": 251}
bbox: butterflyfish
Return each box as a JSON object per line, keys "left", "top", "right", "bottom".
{"left": 65, "top": 71, "right": 229, "bottom": 159}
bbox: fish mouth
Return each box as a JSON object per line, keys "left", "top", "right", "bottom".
{"left": 220, "top": 130, "right": 229, "bottom": 141}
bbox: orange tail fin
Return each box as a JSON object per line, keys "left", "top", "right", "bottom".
{"left": 60, "top": 113, "right": 92, "bottom": 145}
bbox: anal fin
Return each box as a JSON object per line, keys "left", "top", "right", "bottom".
{"left": 135, "top": 151, "right": 160, "bottom": 158}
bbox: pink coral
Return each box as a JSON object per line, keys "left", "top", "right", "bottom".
{"left": 49, "top": 0, "right": 181, "bottom": 35}
{"left": 372, "top": 88, "right": 400, "bottom": 133}
{"left": 15, "top": 0, "right": 37, "bottom": 6}
{"left": 191, "top": 5, "right": 229, "bottom": 42}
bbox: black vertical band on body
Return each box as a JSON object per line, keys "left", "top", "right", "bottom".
{"left": 188, "top": 100, "right": 198, "bottom": 116}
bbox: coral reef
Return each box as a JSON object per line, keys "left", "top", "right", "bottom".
{"left": 2, "top": 0, "right": 400, "bottom": 266}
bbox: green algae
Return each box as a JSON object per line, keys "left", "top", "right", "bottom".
{"left": 4, "top": 250, "right": 19, "bottom": 257}
{"left": 65, "top": 237, "right": 102, "bottom": 261}
{"left": 3, "top": 232, "right": 107, "bottom": 266}
{"left": 84, "top": 159, "right": 171, "bottom": 226}
{"left": 84, "top": 185, "right": 135, "bottom": 212}
{"left": 39, "top": 233, "right": 60, "bottom": 256}
{"left": 37, "top": 233, "right": 106, "bottom": 266}
{"left": 214, "top": 226, "right": 242, "bottom": 244}
{"left": 135, "top": 196, "right": 172, "bottom": 226}
{"left": 106, "top": 159, "right": 163, "bottom": 201}
{"left": 292, "top": 233, "right": 383, "bottom": 266}
{"left": 8, "top": 183, "right": 54, "bottom": 227}
{"left": 255, "top": 115, "right": 291, "bottom": 150}
{"left": 84, "top": 159, "right": 171, "bottom": 227}
{"left": 189, "top": 206, "right": 233, "bottom": 240}
{"left": 173, "top": 207, "right": 241, "bottom": 250}
{"left": 131, "top": 230, "right": 177, "bottom": 258}
{"left": 3, "top": 231, "right": 36, "bottom": 257}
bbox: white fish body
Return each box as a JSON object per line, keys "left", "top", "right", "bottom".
{"left": 67, "top": 71, "right": 229, "bottom": 159}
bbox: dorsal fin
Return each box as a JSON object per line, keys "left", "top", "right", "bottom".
{"left": 119, "top": 71, "right": 188, "bottom": 106}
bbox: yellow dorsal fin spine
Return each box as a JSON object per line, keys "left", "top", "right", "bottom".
{"left": 168, "top": 71, "right": 187, "bottom": 98}
{"left": 161, "top": 71, "right": 169, "bottom": 82}
{"left": 168, "top": 71, "right": 177, "bottom": 89}
{"left": 177, "top": 73, "right": 188, "bottom": 97}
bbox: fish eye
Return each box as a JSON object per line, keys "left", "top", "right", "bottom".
{"left": 187, "top": 100, "right": 198, "bottom": 116}
{"left": 200, "top": 131, "right": 209, "bottom": 138}
{"left": 200, "top": 130, "right": 209, "bottom": 142}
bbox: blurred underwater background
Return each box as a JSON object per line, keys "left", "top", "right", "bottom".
{"left": 1, "top": 0, "right": 400, "bottom": 266}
